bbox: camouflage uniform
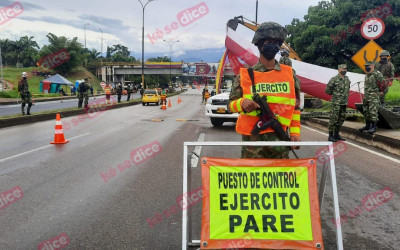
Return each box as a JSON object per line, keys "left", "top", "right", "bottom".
{"left": 77, "top": 80, "right": 90, "bottom": 108}
{"left": 374, "top": 60, "right": 395, "bottom": 104}
{"left": 325, "top": 72, "right": 350, "bottom": 133}
{"left": 18, "top": 78, "right": 32, "bottom": 115}
{"left": 363, "top": 68, "right": 385, "bottom": 122}
{"left": 127, "top": 84, "right": 133, "bottom": 101}
{"left": 116, "top": 84, "right": 123, "bottom": 103}
{"left": 229, "top": 61, "right": 301, "bottom": 159}
{"left": 279, "top": 55, "right": 292, "bottom": 67}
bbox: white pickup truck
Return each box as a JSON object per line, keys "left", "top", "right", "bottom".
{"left": 205, "top": 90, "right": 239, "bottom": 127}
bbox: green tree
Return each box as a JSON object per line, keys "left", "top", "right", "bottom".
{"left": 286, "top": 0, "right": 400, "bottom": 73}
{"left": 38, "top": 33, "right": 84, "bottom": 74}
{"left": 106, "top": 44, "right": 137, "bottom": 62}
{"left": 87, "top": 49, "right": 101, "bottom": 63}
{"left": 147, "top": 56, "right": 171, "bottom": 62}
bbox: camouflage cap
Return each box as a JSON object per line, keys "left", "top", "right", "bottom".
{"left": 364, "top": 61, "right": 374, "bottom": 66}
{"left": 252, "top": 22, "right": 288, "bottom": 46}
{"left": 338, "top": 64, "right": 347, "bottom": 69}
{"left": 380, "top": 50, "right": 390, "bottom": 57}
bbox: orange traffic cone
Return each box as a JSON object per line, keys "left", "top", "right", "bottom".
{"left": 177, "top": 97, "right": 181, "bottom": 104}
{"left": 168, "top": 99, "right": 172, "bottom": 108}
{"left": 50, "top": 114, "right": 69, "bottom": 144}
{"left": 161, "top": 101, "right": 167, "bottom": 110}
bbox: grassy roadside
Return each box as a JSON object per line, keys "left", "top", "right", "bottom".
{"left": 0, "top": 66, "right": 102, "bottom": 98}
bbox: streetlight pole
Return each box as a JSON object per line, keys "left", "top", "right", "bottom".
{"left": 99, "top": 28, "right": 103, "bottom": 63}
{"left": 138, "top": 0, "right": 155, "bottom": 89}
{"left": 163, "top": 39, "right": 179, "bottom": 88}
{"left": 256, "top": 0, "right": 259, "bottom": 23}
{"left": 84, "top": 23, "right": 90, "bottom": 50}
{"left": 0, "top": 41, "right": 3, "bottom": 92}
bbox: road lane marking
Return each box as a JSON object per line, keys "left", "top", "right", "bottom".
{"left": 303, "top": 125, "right": 400, "bottom": 164}
{"left": 0, "top": 133, "right": 90, "bottom": 163}
{"left": 191, "top": 133, "right": 205, "bottom": 168}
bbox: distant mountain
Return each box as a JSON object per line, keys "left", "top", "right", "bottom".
{"left": 131, "top": 47, "right": 225, "bottom": 63}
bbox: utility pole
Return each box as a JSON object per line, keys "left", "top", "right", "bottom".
{"left": 99, "top": 28, "right": 103, "bottom": 64}
{"left": 84, "top": 23, "right": 90, "bottom": 50}
{"left": 138, "top": 0, "right": 156, "bottom": 89}
{"left": 0, "top": 41, "right": 3, "bottom": 92}
{"left": 163, "top": 40, "right": 179, "bottom": 88}
{"left": 256, "top": 0, "right": 259, "bottom": 23}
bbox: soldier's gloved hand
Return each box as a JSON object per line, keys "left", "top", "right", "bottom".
{"left": 290, "top": 135, "right": 301, "bottom": 150}
{"left": 241, "top": 99, "right": 260, "bottom": 113}
{"left": 379, "top": 92, "right": 384, "bottom": 96}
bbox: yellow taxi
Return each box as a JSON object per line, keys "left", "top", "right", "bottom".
{"left": 142, "top": 89, "right": 161, "bottom": 106}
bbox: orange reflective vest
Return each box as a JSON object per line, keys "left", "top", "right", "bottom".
{"left": 104, "top": 86, "right": 111, "bottom": 95}
{"left": 204, "top": 92, "right": 210, "bottom": 99}
{"left": 235, "top": 65, "right": 298, "bottom": 136}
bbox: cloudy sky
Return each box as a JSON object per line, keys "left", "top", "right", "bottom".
{"left": 0, "top": 0, "right": 322, "bottom": 57}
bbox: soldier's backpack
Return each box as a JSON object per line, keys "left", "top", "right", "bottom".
{"left": 78, "top": 82, "right": 87, "bottom": 92}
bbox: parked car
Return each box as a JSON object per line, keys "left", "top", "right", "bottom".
{"left": 205, "top": 90, "right": 238, "bottom": 127}
{"left": 142, "top": 89, "right": 161, "bottom": 106}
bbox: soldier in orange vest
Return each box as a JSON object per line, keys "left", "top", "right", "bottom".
{"left": 204, "top": 89, "right": 210, "bottom": 103}
{"left": 104, "top": 82, "right": 112, "bottom": 104}
{"left": 227, "top": 22, "right": 301, "bottom": 159}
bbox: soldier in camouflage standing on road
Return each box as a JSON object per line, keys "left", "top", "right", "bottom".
{"left": 279, "top": 49, "right": 292, "bottom": 67}
{"left": 77, "top": 78, "right": 91, "bottom": 108}
{"left": 359, "top": 61, "right": 386, "bottom": 134}
{"left": 228, "top": 22, "right": 301, "bottom": 159}
{"left": 18, "top": 72, "right": 32, "bottom": 115}
{"left": 325, "top": 64, "right": 351, "bottom": 142}
{"left": 374, "top": 50, "right": 395, "bottom": 106}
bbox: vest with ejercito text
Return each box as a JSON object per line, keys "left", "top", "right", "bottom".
{"left": 236, "top": 65, "right": 296, "bottom": 135}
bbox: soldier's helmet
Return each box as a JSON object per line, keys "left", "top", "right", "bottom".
{"left": 21, "top": 72, "right": 28, "bottom": 77}
{"left": 252, "top": 22, "right": 288, "bottom": 47}
{"left": 380, "top": 50, "right": 390, "bottom": 57}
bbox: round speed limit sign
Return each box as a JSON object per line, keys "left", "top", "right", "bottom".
{"left": 361, "top": 18, "right": 385, "bottom": 40}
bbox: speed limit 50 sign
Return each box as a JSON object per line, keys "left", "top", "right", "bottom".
{"left": 361, "top": 18, "right": 385, "bottom": 40}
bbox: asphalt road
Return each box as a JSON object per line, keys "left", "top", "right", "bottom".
{"left": 0, "top": 88, "right": 399, "bottom": 249}
{"left": 0, "top": 93, "right": 141, "bottom": 117}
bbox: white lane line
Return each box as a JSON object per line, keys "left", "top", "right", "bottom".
{"left": 191, "top": 133, "right": 205, "bottom": 168}
{"left": 303, "top": 125, "right": 400, "bottom": 164}
{"left": 0, "top": 133, "right": 90, "bottom": 163}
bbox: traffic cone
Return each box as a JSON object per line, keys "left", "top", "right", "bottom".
{"left": 161, "top": 100, "right": 167, "bottom": 110}
{"left": 168, "top": 99, "right": 172, "bottom": 108}
{"left": 50, "top": 114, "right": 69, "bottom": 144}
{"left": 177, "top": 97, "right": 181, "bottom": 104}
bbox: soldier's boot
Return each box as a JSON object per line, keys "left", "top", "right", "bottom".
{"left": 328, "top": 131, "right": 337, "bottom": 142}
{"left": 27, "top": 103, "right": 32, "bottom": 115}
{"left": 358, "top": 120, "right": 371, "bottom": 132}
{"left": 334, "top": 131, "right": 345, "bottom": 141}
{"left": 367, "top": 122, "right": 377, "bottom": 134}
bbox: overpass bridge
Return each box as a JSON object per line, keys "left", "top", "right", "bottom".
{"left": 88, "top": 62, "right": 235, "bottom": 84}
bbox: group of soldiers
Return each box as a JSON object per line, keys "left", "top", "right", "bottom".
{"left": 325, "top": 50, "right": 395, "bottom": 141}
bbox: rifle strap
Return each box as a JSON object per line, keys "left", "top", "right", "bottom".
{"left": 247, "top": 68, "right": 257, "bottom": 94}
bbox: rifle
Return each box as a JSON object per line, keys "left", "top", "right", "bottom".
{"left": 247, "top": 68, "right": 299, "bottom": 159}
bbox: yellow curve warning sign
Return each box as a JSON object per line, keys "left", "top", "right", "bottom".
{"left": 351, "top": 40, "right": 383, "bottom": 73}
{"left": 200, "top": 157, "right": 323, "bottom": 249}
